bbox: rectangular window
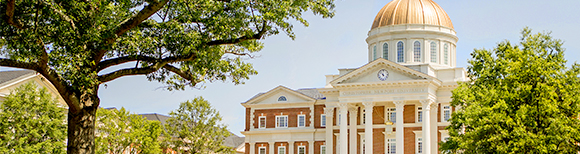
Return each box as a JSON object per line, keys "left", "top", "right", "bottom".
{"left": 417, "top": 107, "right": 423, "bottom": 123}
{"left": 360, "top": 136, "right": 366, "bottom": 154}
{"left": 321, "top": 145, "right": 326, "bottom": 154}
{"left": 276, "top": 116, "right": 288, "bottom": 128}
{"left": 298, "top": 115, "right": 306, "bottom": 127}
{"left": 337, "top": 111, "right": 341, "bottom": 125}
{"left": 417, "top": 137, "right": 423, "bottom": 154}
{"left": 321, "top": 114, "right": 326, "bottom": 127}
{"left": 387, "top": 138, "right": 396, "bottom": 154}
{"left": 278, "top": 146, "right": 286, "bottom": 154}
{"left": 443, "top": 105, "right": 451, "bottom": 122}
{"left": 259, "top": 116, "right": 266, "bottom": 129}
{"left": 259, "top": 147, "right": 266, "bottom": 154}
{"left": 298, "top": 146, "right": 306, "bottom": 154}
{"left": 387, "top": 108, "right": 396, "bottom": 123}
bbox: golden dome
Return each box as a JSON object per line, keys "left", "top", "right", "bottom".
{"left": 371, "top": 0, "right": 453, "bottom": 29}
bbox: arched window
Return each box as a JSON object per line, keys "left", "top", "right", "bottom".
{"left": 397, "top": 41, "right": 404, "bottom": 63}
{"left": 444, "top": 44, "right": 449, "bottom": 65}
{"left": 383, "top": 43, "right": 388, "bottom": 60}
{"left": 278, "top": 96, "right": 287, "bottom": 101}
{"left": 414, "top": 41, "right": 421, "bottom": 62}
{"left": 430, "top": 42, "right": 437, "bottom": 63}
{"left": 373, "top": 45, "right": 377, "bottom": 60}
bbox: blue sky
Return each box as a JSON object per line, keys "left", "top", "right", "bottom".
{"left": 2, "top": 0, "right": 580, "bottom": 137}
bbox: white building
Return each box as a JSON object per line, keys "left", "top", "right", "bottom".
{"left": 241, "top": 0, "right": 467, "bottom": 154}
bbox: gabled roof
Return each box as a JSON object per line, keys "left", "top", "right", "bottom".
{"left": 329, "top": 58, "right": 438, "bottom": 85}
{"left": 243, "top": 85, "right": 321, "bottom": 105}
{"left": 139, "top": 113, "right": 171, "bottom": 125}
{"left": 0, "top": 70, "right": 36, "bottom": 85}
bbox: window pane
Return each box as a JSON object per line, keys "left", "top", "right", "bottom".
{"left": 298, "top": 115, "right": 305, "bottom": 127}
{"left": 259, "top": 117, "right": 266, "bottom": 128}
{"left": 383, "top": 43, "right": 388, "bottom": 60}
{"left": 430, "top": 42, "right": 437, "bottom": 63}
{"left": 397, "top": 41, "right": 404, "bottom": 63}
{"left": 444, "top": 44, "right": 449, "bottom": 64}
{"left": 414, "top": 41, "right": 421, "bottom": 62}
{"left": 373, "top": 45, "right": 377, "bottom": 60}
{"left": 321, "top": 146, "right": 326, "bottom": 154}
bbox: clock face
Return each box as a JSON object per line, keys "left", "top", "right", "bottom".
{"left": 377, "top": 69, "right": 389, "bottom": 81}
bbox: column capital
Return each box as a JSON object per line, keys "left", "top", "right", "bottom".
{"left": 337, "top": 103, "right": 348, "bottom": 109}
{"left": 324, "top": 107, "right": 335, "bottom": 115}
{"left": 393, "top": 100, "right": 405, "bottom": 108}
{"left": 362, "top": 101, "right": 375, "bottom": 107}
{"left": 420, "top": 99, "right": 436, "bottom": 111}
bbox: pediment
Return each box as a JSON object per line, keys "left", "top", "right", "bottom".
{"left": 330, "top": 59, "right": 437, "bottom": 85}
{"left": 244, "top": 86, "right": 316, "bottom": 105}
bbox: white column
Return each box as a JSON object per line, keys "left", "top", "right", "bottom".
{"left": 308, "top": 141, "right": 314, "bottom": 154}
{"left": 430, "top": 103, "right": 438, "bottom": 154}
{"left": 324, "top": 107, "right": 335, "bottom": 154}
{"left": 394, "top": 101, "right": 405, "bottom": 154}
{"left": 249, "top": 142, "right": 256, "bottom": 154}
{"left": 310, "top": 105, "right": 315, "bottom": 128}
{"left": 363, "top": 102, "right": 374, "bottom": 154}
{"left": 289, "top": 141, "right": 295, "bottom": 154}
{"left": 338, "top": 103, "right": 348, "bottom": 154}
{"left": 421, "top": 99, "right": 433, "bottom": 154}
{"left": 269, "top": 142, "right": 275, "bottom": 154}
{"left": 348, "top": 105, "right": 358, "bottom": 154}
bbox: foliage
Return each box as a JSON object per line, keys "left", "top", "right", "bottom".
{"left": 0, "top": 0, "right": 335, "bottom": 151}
{"left": 166, "top": 97, "right": 232, "bottom": 153}
{"left": 95, "top": 107, "right": 163, "bottom": 154}
{"left": 441, "top": 28, "right": 580, "bottom": 153}
{"left": 0, "top": 82, "right": 67, "bottom": 154}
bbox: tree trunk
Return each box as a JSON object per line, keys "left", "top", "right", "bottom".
{"left": 67, "top": 101, "right": 98, "bottom": 153}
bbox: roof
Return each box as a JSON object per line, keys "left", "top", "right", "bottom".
{"left": 139, "top": 113, "right": 171, "bottom": 125}
{"left": 296, "top": 88, "right": 326, "bottom": 100}
{"left": 223, "top": 132, "right": 245, "bottom": 148}
{"left": 371, "top": 0, "right": 453, "bottom": 29}
{"left": 0, "top": 70, "right": 36, "bottom": 85}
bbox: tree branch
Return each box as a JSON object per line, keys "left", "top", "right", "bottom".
{"left": 0, "top": 58, "right": 82, "bottom": 113}
{"left": 39, "top": 0, "right": 77, "bottom": 30}
{"left": 163, "top": 64, "right": 201, "bottom": 84}
{"left": 97, "top": 60, "right": 171, "bottom": 83}
{"left": 93, "top": 0, "right": 170, "bottom": 64}
{"left": 97, "top": 53, "right": 196, "bottom": 72}
{"left": 206, "top": 22, "right": 268, "bottom": 46}
{"left": 5, "top": 0, "right": 25, "bottom": 29}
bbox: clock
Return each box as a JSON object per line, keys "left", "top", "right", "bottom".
{"left": 377, "top": 69, "right": 389, "bottom": 81}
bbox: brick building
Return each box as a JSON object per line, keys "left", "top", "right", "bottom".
{"left": 241, "top": 0, "right": 467, "bottom": 154}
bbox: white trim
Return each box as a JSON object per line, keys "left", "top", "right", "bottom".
{"left": 297, "top": 145, "right": 306, "bottom": 154}
{"left": 321, "top": 114, "right": 326, "bottom": 127}
{"left": 276, "top": 115, "right": 288, "bottom": 128}
{"left": 416, "top": 106, "right": 423, "bottom": 123}
{"left": 258, "top": 147, "right": 266, "bottom": 154}
{"left": 297, "top": 114, "right": 306, "bottom": 127}
{"left": 441, "top": 105, "right": 451, "bottom": 122}
{"left": 258, "top": 116, "right": 266, "bottom": 129}
{"left": 278, "top": 146, "right": 286, "bottom": 154}
{"left": 320, "top": 145, "right": 326, "bottom": 154}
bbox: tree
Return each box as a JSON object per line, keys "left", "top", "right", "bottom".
{"left": 441, "top": 28, "right": 580, "bottom": 153}
{"left": 165, "top": 97, "right": 231, "bottom": 153}
{"left": 0, "top": 82, "right": 67, "bottom": 154}
{"left": 0, "top": 0, "right": 335, "bottom": 152}
{"left": 95, "top": 107, "right": 163, "bottom": 154}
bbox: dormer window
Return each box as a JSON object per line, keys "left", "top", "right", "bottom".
{"left": 278, "top": 96, "right": 287, "bottom": 101}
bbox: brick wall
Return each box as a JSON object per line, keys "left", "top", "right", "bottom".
{"left": 374, "top": 128, "right": 385, "bottom": 153}
{"left": 373, "top": 106, "right": 385, "bottom": 124}
{"left": 254, "top": 107, "right": 311, "bottom": 128}
{"left": 245, "top": 143, "right": 249, "bottom": 154}
{"left": 404, "top": 127, "right": 421, "bottom": 154}
{"left": 314, "top": 141, "right": 325, "bottom": 154}
{"left": 404, "top": 105, "right": 416, "bottom": 123}
{"left": 294, "top": 141, "right": 309, "bottom": 154}
{"left": 314, "top": 105, "right": 325, "bottom": 128}
{"left": 275, "top": 142, "right": 288, "bottom": 154}
{"left": 256, "top": 142, "right": 269, "bottom": 154}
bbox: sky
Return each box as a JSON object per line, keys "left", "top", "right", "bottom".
{"left": 2, "top": 0, "right": 580, "bottom": 137}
